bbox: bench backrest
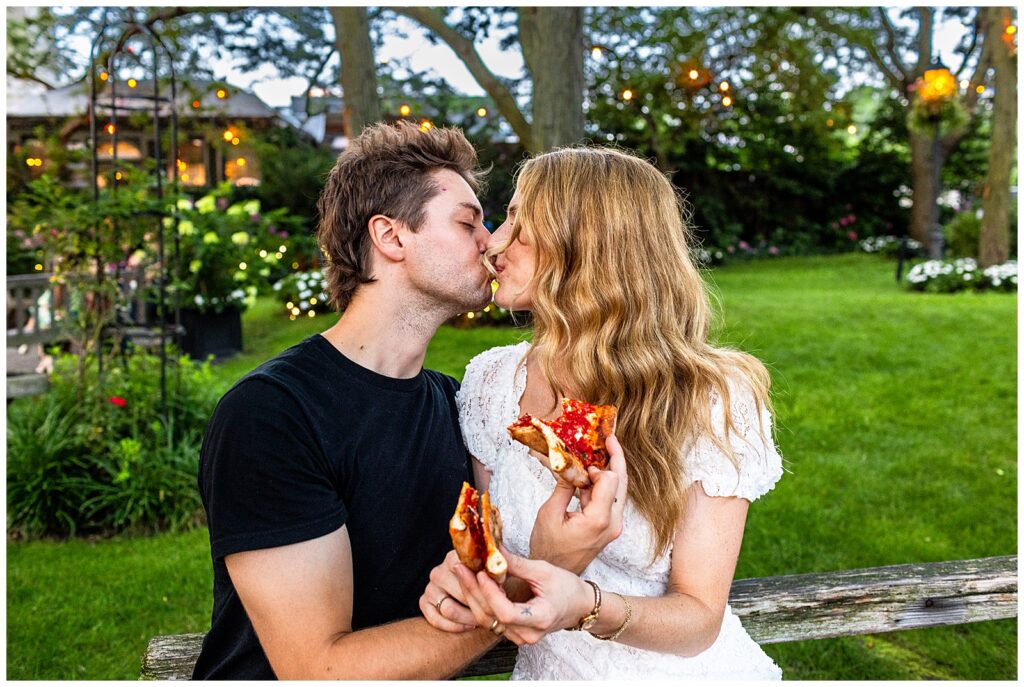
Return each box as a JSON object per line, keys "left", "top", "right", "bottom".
{"left": 140, "top": 554, "right": 1017, "bottom": 680}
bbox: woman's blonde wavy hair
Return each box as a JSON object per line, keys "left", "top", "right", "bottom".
{"left": 488, "top": 147, "right": 774, "bottom": 560}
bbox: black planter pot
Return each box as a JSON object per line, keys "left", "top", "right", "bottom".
{"left": 179, "top": 306, "right": 243, "bottom": 360}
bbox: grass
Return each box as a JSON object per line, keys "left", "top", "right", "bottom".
{"left": 6, "top": 253, "right": 1016, "bottom": 679}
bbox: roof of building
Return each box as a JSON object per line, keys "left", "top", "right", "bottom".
{"left": 7, "top": 79, "right": 278, "bottom": 119}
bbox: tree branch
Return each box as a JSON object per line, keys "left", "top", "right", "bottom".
{"left": 876, "top": 7, "right": 911, "bottom": 78}
{"left": 389, "top": 6, "right": 533, "bottom": 150}
{"left": 915, "top": 6, "right": 934, "bottom": 72}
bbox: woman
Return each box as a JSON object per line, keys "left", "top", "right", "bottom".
{"left": 421, "top": 147, "right": 784, "bottom": 679}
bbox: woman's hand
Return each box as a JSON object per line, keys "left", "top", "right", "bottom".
{"left": 529, "top": 434, "right": 628, "bottom": 574}
{"left": 453, "top": 548, "right": 595, "bottom": 646}
{"left": 418, "top": 550, "right": 477, "bottom": 633}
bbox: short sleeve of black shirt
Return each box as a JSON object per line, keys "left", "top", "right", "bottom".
{"left": 201, "top": 376, "right": 348, "bottom": 559}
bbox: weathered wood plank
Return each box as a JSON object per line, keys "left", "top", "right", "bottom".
{"left": 6, "top": 373, "right": 50, "bottom": 399}
{"left": 139, "top": 555, "right": 1017, "bottom": 680}
{"left": 729, "top": 555, "right": 1018, "bottom": 644}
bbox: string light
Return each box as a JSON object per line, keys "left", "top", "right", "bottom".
{"left": 399, "top": 104, "right": 411, "bottom": 116}
{"left": 1006, "top": 25, "right": 1017, "bottom": 36}
{"left": 476, "top": 107, "right": 487, "bottom": 117}
{"left": 279, "top": 245, "right": 287, "bottom": 253}
{"left": 127, "top": 79, "right": 137, "bottom": 88}
{"left": 223, "top": 129, "right": 234, "bottom": 141}
{"left": 286, "top": 301, "right": 294, "bottom": 309}
{"left": 34, "top": 263, "right": 44, "bottom": 271}
{"left": 115, "top": 171, "right": 123, "bottom": 180}
{"left": 192, "top": 99, "right": 201, "bottom": 109}
{"left": 236, "top": 157, "right": 246, "bottom": 167}
{"left": 419, "top": 120, "right": 433, "bottom": 131}
{"left": 238, "top": 262, "right": 247, "bottom": 270}
{"left": 181, "top": 174, "right": 189, "bottom": 182}
{"left": 847, "top": 124, "right": 857, "bottom": 135}
{"left": 826, "top": 118, "right": 834, "bottom": 127}
{"left": 719, "top": 81, "right": 730, "bottom": 92}
{"left": 591, "top": 47, "right": 602, "bottom": 59}
{"left": 291, "top": 307, "right": 300, "bottom": 316}
{"left": 309, "top": 297, "right": 317, "bottom": 305}
{"left": 259, "top": 250, "right": 268, "bottom": 258}
{"left": 976, "top": 85, "right": 985, "bottom": 94}
{"left": 216, "top": 89, "right": 227, "bottom": 99}
{"left": 722, "top": 96, "right": 733, "bottom": 107}
{"left": 959, "top": 79, "right": 970, "bottom": 90}
{"left": 307, "top": 310, "right": 316, "bottom": 318}
{"left": 105, "top": 123, "right": 116, "bottom": 135}
{"left": 466, "top": 312, "right": 476, "bottom": 319}
{"left": 688, "top": 69, "right": 699, "bottom": 80}
{"left": 231, "top": 137, "right": 240, "bottom": 145}
{"left": 622, "top": 89, "right": 634, "bottom": 101}
{"left": 99, "top": 72, "right": 109, "bottom": 81}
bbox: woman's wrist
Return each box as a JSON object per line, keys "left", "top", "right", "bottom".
{"left": 588, "top": 591, "right": 629, "bottom": 638}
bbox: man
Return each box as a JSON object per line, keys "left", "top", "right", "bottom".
{"left": 193, "top": 121, "right": 500, "bottom": 679}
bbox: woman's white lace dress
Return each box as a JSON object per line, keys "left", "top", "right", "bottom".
{"left": 456, "top": 341, "right": 785, "bottom": 680}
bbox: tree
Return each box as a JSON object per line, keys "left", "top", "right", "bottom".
{"left": 812, "top": 7, "right": 990, "bottom": 252}
{"left": 330, "top": 7, "right": 381, "bottom": 138}
{"left": 977, "top": 7, "right": 1017, "bottom": 267}
{"left": 389, "top": 7, "right": 585, "bottom": 153}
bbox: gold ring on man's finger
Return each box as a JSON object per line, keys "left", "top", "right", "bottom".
{"left": 434, "top": 595, "right": 450, "bottom": 614}
{"left": 489, "top": 619, "right": 505, "bottom": 636}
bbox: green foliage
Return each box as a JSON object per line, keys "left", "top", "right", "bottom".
{"left": 943, "top": 210, "right": 981, "bottom": 258}
{"left": 6, "top": 349, "right": 218, "bottom": 538}
{"left": 905, "top": 258, "right": 1017, "bottom": 293}
{"left": 171, "top": 182, "right": 308, "bottom": 313}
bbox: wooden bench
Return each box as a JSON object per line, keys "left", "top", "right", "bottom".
{"left": 141, "top": 554, "right": 1016, "bottom": 679}
{"left": 6, "top": 273, "right": 66, "bottom": 400}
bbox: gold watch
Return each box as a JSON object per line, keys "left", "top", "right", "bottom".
{"left": 571, "top": 580, "right": 602, "bottom": 631}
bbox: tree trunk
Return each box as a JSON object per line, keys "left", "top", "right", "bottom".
{"left": 518, "top": 7, "right": 585, "bottom": 153}
{"left": 978, "top": 7, "right": 1016, "bottom": 267}
{"left": 909, "top": 131, "right": 944, "bottom": 249}
{"left": 330, "top": 7, "right": 381, "bottom": 140}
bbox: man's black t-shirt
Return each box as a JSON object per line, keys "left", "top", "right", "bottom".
{"left": 192, "top": 334, "right": 472, "bottom": 679}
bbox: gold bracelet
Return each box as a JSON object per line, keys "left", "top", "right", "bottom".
{"left": 592, "top": 592, "right": 632, "bottom": 641}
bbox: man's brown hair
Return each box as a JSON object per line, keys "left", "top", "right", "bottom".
{"left": 316, "top": 120, "right": 484, "bottom": 311}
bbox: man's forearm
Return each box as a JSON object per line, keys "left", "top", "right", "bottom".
{"left": 296, "top": 617, "right": 499, "bottom": 680}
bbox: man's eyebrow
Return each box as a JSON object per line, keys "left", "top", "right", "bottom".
{"left": 455, "top": 202, "right": 482, "bottom": 219}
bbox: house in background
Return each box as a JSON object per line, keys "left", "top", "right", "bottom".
{"left": 7, "top": 78, "right": 300, "bottom": 190}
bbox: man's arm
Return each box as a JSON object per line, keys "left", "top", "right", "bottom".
{"left": 226, "top": 524, "right": 499, "bottom": 680}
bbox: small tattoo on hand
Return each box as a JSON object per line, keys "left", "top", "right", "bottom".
{"left": 521, "top": 606, "right": 533, "bottom": 616}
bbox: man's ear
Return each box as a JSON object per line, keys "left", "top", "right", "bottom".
{"left": 366, "top": 214, "right": 405, "bottom": 263}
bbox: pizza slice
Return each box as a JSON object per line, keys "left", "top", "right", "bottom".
{"left": 449, "top": 481, "right": 507, "bottom": 583}
{"left": 507, "top": 398, "right": 618, "bottom": 489}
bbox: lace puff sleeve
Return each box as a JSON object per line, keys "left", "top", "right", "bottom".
{"left": 685, "top": 374, "right": 784, "bottom": 502}
{"left": 455, "top": 344, "right": 523, "bottom": 472}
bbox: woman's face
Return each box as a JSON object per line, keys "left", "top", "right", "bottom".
{"left": 488, "top": 188, "right": 537, "bottom": 311}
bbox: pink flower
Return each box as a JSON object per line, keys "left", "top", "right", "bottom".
{"left": 840, "top": 217, "right": 849, "bottom": 227}
{"left": 109, "top": 396, "right": 127, "bottom": 408}
{"left": 768, "top": 246, "right": 780, "bottom": 255}
{"left": 848, "top": 214, "right": 857, "bottom": 223}
{"left": 738, "top": 240, "right": 750, "bottom": 250}
{"left": 216, "top": 198, "right": 228, "bottom": 210}
{"left": 848, "top": 231, "right": 858, "bottom": 241}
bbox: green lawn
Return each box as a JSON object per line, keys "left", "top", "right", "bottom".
{"left": 6, "top": 253, "right": 1016, "bottom": 679}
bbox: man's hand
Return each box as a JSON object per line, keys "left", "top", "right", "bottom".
{"left": 529, "top": 434, "right": 628, "bottom": 574}
{"left": 452, "top": 549, "right": 594, "bottom": 646}
{"left": 420, "top": 550, "right": 477, "bottom": 633}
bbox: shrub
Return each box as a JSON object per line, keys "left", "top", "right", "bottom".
{"left": 905, "top": 258, "right": 1017, "bottom": 293}
{"left": 272, "top": 269, "right": 332, "bottom": 319}
{"left": 860, "top": 235, "right": 923, "bottom": 258}
{"left": 6, "top": 348, "right": 218, "bottom": 538}
{"left": 943, "top": 210, "right": 982, "bottom": 258}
